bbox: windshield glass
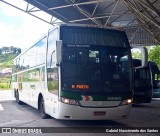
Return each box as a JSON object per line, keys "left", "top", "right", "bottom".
{"left": 61, "top": 45, "right": 132, "bottom": 95}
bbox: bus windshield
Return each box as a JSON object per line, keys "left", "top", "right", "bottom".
{"left": 61, "top": 46, "right": 132, "bottom": 95}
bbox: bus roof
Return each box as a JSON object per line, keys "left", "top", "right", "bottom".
{"left": 13, "top": 23, "right": 129, "bottom": 61}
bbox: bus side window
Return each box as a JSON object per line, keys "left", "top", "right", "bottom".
{"left": 155, "top": 74, "right": 160, "bottom": 88}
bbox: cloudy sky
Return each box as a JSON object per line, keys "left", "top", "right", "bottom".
{"left": 0, "top": 0, "right": 53, "bottom": 51}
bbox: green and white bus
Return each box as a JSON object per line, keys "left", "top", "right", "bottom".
{"left": 12, "top": 24, "right": 147, "bottom": 120}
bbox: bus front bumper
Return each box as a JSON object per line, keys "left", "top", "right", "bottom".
{"left": 55, "top": 102, "right": 132, "bottom": 120}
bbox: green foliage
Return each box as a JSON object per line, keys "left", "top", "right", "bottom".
{"left": 0, "top": 46, "right": 21, "bottom": 55}
{"left": 0, "top": 75, "right": 11, "bottom": 82}
{"left": 132, "top": 46, "right": 160, "bottom": 68}
{"left": 0, "top": 46, "right": 21, "bottom": 90}
{"left": 148, "top": 46, "right": 160, "bottom": 68}
{"left": 0, "top": 75, "right": 11, "bottom": 90}
{"left": 0, "top": 83, "right": 11, "bottom": 90}
{"left": 131, "top": 50, "right": 142, "bottom": 59}
{"left": 0, "top": 53, "right": 18, "bottom": 68}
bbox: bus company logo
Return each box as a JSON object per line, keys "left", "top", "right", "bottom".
{"left": 82, "top": 96, "right": 93, "bottom": 101}
{"left": 30, "top": 84, "right": 36, "bottom": 90}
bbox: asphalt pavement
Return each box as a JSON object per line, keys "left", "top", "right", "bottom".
{"left": 0, "top": 90, "right": 160, "bottom": 136}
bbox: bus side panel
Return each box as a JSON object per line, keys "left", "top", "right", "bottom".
{"left": 28, "top": 66, "right": 46, "bottom": 109}
{"left": 45, "top": 93, "right": 59, "bottom": 118}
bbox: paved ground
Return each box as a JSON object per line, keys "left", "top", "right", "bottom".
{"left": 0, "top": 90, "right": 160, "bottom": 136}
{"left": 0, "top": 90, "right": 15, "bottom": 101}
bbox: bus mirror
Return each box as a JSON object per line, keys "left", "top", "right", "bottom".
{"left": 134, "top": 47, "right": 148, "bottom": 69}
{"left": 141, "top": 47, "right": 148, "bottom": 67}
{"left": 56, "top": 40, "right": 62, "bottom": 66}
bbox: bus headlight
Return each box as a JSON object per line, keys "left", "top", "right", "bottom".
{"left": 60, "top": 97, "right": 79, "bottom": 106}
{"left": 120, "top": 99, "right": 132, "bottom": 106}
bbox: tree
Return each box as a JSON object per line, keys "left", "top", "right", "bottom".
{"left": 16, "top": 48, "right": 21, "bottom": 54}
{"left": 10, "top": 46, "right": 16, "bottom": 54}
{"left": 148, "top": 46, "right": 160, "bottom": 67}
{"left": 131, "top": 49, "right": 142, "bottom": 59}
{"left": 0, "top": 46, "right": 21, "bottom": 55}
{"left": 2, "top": 47, "right": 9, "bottom": 54}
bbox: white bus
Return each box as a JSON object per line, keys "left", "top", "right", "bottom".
{"left": 12, "top": 24, "right": 147, "bottom": 120}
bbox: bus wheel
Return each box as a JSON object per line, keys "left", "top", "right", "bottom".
{"left": 146, "top": 97, "right": 152, "bottom": 103}
{"left": 15, "top": 91, "right": 22, "bottom": 105}
{"left": 40, "top": 98, "right": 49, "bottom": 119}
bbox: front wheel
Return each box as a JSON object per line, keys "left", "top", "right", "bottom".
{"left": 15, "top": 91, "right": 22, "bottom": 105}
{"left": 40, "top": 98, "right": 49, "bottom": 119}
{"left": 145, "top": 97, "right": 152, "bottom": 103}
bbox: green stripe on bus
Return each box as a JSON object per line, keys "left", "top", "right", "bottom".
{"left": 15, "top": 66, "right": 45, "bottom": 82}
{"left": 61, "top": 92, "right": 82, "bottom": 101}
{"left": 61, "top": 91, "right": 132, "bottom": 101}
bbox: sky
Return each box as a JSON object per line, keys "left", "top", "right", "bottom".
{"left": 0, "top": 0, "right": 53, "bottom": 51}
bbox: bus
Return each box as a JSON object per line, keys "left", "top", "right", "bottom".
{"left": 132, "top": 59, "right": 153, "bottom": 103}
{"left": 150, "top": 61, "right": 160, "bottom": 98}
{"left": 12, "top": 24, "right": 147, "bottom": 120}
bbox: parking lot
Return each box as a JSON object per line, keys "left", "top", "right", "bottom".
{"left": 0, "top": 90, "right": 160, "bottom": 136}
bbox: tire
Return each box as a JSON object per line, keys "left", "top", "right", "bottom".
{"left": 40, "top": 97, "right": 49, "bottom": 119}
{"left": 14, "top": 89, "right": 16, "bottom": 98}
{"left": 15, "top": 91, "right": 22, "bottom": 105}
{"left": 145, "top": 97, "right": 152, "bottom": 103}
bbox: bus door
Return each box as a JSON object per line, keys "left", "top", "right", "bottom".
{"left": 46, "top": 29, "right": 59, "bottom": 115}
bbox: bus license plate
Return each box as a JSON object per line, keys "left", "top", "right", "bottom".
{"left": 93, "top": 111, "right": 106, "bottom": 116}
